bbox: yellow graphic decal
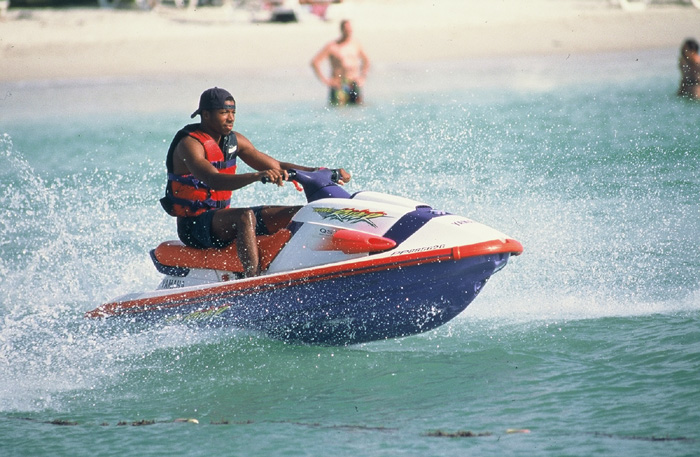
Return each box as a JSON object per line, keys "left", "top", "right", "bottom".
{"left": 313, "top": 207, "right": 388, "bottom": 228}
{"left": 167, "top": 305, "right": 229, "bottom": 323}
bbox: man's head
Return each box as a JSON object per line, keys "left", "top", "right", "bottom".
{"left": 340, "top": 20, "right": 352, "bottom": 39}
{"left": 192, "top": 87, "right": 237, "bottom": 137}
{"left": 683, "top": 38, "right": 699, "bottom": 54}
{"left": 191, "top": 87, "right": 236, "bottom": 119}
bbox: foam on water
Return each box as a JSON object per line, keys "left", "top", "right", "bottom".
{"left": 1, "top": 53, "right": 699, "bottom": 456}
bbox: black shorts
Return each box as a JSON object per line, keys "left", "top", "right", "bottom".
{"left": 176, "top": 206, "right": 269, "bottom": 249}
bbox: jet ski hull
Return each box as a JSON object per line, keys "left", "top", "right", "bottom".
{"left": 87, "top": 169, "right": 522, "bottom": 345}
{"left": 88, "top": 239, "right": 519, "bottom": 345}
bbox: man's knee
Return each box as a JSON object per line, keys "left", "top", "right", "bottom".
{"left": 234, "top": 208, "right": 256, "bottom": 232}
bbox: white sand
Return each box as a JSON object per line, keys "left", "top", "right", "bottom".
{"left": 2, "top": 0, "right": 699, "bottom": 80}
{"left": 0, "top": 0, "right": 698, "bottom": 115}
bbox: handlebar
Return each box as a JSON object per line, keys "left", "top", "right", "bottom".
{"left": 261, "top": 168, "right": 351, "bottom": 203}
{"left": 260, "top": 169, "right": 341, "bottom": 184}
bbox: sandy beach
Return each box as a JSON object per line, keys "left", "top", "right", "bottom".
{"left": 1, "top": 0, "right": 699, "bottom": 114}
{"left": 2, "top": 0, "right": 699, "bottom": 80}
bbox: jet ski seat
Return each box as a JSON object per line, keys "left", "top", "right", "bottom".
{"left": 151, "top": 228, "right": 292, "bottom": 275}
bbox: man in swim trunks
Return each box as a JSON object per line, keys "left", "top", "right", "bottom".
{"left": 678, "top": 38, "right": 700, "bottom": 100}
{"left": 311, "top": 19, "right": 370, "bottom": 106}
{"left": 161, "top": 87, "right": 351, "bottom": 277}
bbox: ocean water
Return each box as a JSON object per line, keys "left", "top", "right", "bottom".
{"left": 1, "top": 49, "right": 699, "bottom": 456}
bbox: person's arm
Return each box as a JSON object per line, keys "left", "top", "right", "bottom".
{"left": 311, "top": 44, "right": 333, "bottom": 87}
{"left": 174, "top": 135, "right": 272, "bottom": 190}
{"left": 176, "top": 132, "right": 351, "bottom": 188}
{"left": 237, "top": 133, "right": 352, "bottom": 185}
{"left": 235, "top": 133, "right": 315, "bottom": 185}
{"left": 357, "top": 45, "right": 370, "bottom": 86}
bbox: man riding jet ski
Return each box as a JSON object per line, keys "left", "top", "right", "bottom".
{"left": 160, "top": 87, "right": 351, "bottom": 277}
{"left": 86, "top": 89, "right": 523, "bottom": 345}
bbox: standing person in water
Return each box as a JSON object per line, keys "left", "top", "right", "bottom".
{"left": 678, "top": 38, "right": 700, "bottom": 100}
{"left": 160, "top": 87, "right": 351, "bottom": 277}
{"left": 311, "top": 19, "right": 370, "bottom": 106}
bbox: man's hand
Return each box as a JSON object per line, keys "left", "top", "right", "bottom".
{"left": 336, "top": 168, "right": 351, "bottom": 185}
{"left": 259, "top": 169, "right": 288, "bottom": 186}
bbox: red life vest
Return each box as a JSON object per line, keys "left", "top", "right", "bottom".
{"left": 160, "top": 125, "right": 238, "bottom": 217}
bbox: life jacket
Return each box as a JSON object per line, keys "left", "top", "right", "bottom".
{"left": 160, "top": 124, "right": 238, "bottom": 217}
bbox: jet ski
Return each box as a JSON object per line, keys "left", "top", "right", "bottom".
{"left": 86, "top": 169, "right": 523, "bottom": 345}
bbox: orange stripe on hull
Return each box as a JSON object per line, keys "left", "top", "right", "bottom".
{"left": 86, "top": 238, "right": 522, "bottom": 319}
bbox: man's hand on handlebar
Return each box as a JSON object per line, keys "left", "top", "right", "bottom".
{"left": 259, "top": 167, "right": 351, "bottom": 185}
{"left": 258, "top": 169, "right": 289, "bottom": 186}
{"left": 335, "top": 168, "right": 351, "bottom": 185}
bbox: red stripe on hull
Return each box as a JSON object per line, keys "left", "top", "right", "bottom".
{"left": 86, "top": 238, "right": 522, "bottom": 318}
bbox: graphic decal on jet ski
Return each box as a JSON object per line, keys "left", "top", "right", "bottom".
{"left": 170, "top": 305, "right": 227, "bottom": 323}
{"left": 390, "top": 244, "right": 446, "bottom": 256}
{"left": 313, "top": 207, "right": 389, "bottom": 227}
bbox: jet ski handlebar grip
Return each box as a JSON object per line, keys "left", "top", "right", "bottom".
{"left": 260, "top": 169, "right": 342, "bottom": 184}
{"left": 261, "top": 170, "right": 298, "bottom": 184}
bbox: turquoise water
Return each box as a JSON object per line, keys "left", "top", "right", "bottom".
{"left": 1, "top": 49, "right": 699, "bottom": 456}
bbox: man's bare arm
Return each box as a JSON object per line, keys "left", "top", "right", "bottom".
{"left": 311, "top": 44, "right": 333, "bottom": 86}
{"left": 174, "top": 135, "right": 268, "bottom": 190}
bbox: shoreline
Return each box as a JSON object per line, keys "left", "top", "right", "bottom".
{"left": 1, "top": 1, "right": 699, "bottom": 82}
{"left": 1, "top": 1, "right": 698, "bottom": 117}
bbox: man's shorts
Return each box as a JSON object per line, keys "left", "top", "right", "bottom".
{"left": 177, "top": 206, "right": 269, "bottom": 249}
{"left": 330, "top": 80, "right": 362, "bottom": 106}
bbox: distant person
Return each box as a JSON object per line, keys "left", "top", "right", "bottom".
{"left": 678, "top": 38, "right": 700, "bottom": 100}
{"left": 311, "top": 19, "right": 370, "bottom": 106}
{"left": 160, "top": 87, "right": 351, "bottom": 277}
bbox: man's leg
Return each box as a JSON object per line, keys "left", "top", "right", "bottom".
{"left": 349, "top": 81, "right": 362, "bottom": 104}
{"left": 212, "top": 208, "right": 259, "bottom": 277}
{"left": 257, "top": 206, "right": 303, "bottom": 234}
